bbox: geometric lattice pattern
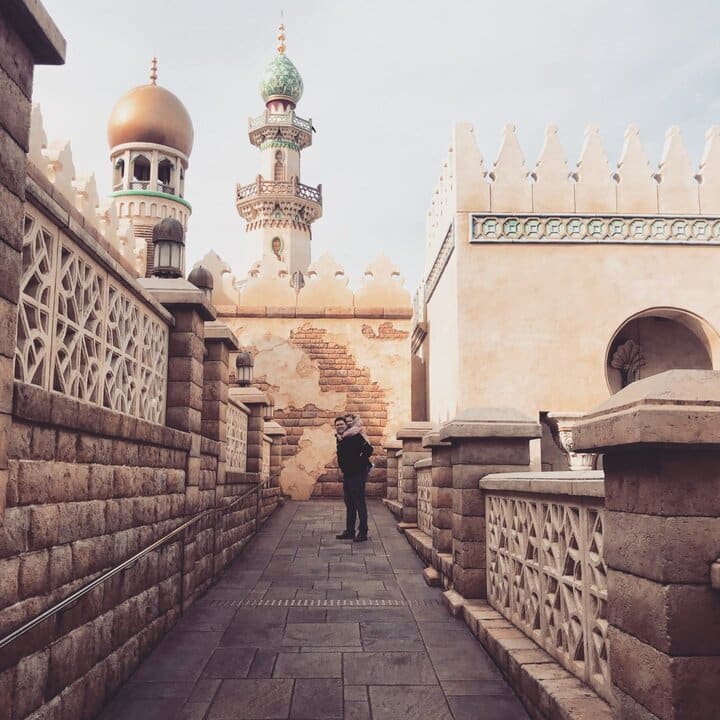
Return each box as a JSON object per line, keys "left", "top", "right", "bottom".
{"left": 15, "top": 208, "right": 169, "bottom": 423}
{"left": 416, "top": 466, "right": 432, "bottom": 536}
{"left": 226, "top": 401, "right": 248, "bottom": 471}
{"left": 261, "top": 438, "right": 271, "bottom": 481}
{"left": 486, "top": 493, "right": 610, "bottom": 701}
{"left": 396, "top": 454, "right": 405, "bottom": 507}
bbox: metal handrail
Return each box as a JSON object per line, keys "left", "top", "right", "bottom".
{"left": 0, "top": 478, "right": 268, "bottom": 651}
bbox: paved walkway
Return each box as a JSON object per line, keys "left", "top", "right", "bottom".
{"left": 100, "top": 500, "right": 529, "bottom": 720}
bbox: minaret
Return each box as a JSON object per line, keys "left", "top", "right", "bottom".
{"left": 236, "top": 24, "right": 322, "bottom": 277}
{"left": 107, "top": 58, "right": 194, "bottom": 275}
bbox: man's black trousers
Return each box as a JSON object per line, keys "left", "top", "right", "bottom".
{"left": 343, "top": 470, "right": 368, "bottom": 535}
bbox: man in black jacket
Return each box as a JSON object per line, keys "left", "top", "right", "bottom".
{"left": 334, "top": 416, "right": 373, "bottom": 541}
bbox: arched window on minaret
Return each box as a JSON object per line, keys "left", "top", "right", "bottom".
{"left": 132, "top": 154, "right": 150, "bottom": 187}
{"left": 274, "top": 150, "right": 285, "bottom": 181}
{"left": 113, "top": 158, "right": 125, "bottom": 190}
{"left": 158, "top": 158, "right": 174, "bottom": 194}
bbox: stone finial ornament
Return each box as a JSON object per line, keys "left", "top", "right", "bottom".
{"left": 72, "top": 173, "right": 99, "bottom": 220}
{"left": 29, "top": 103, "right": 47, "bottom": 167}
{"left": 656, "top": 126, "right": 699, "bottom": 213}
{"left": 296, "top": 252, "right": 353, "bottom": 308}
{"left": 239, "top": 252, "right": 296, "bottom": 306}
{"left": 573, "top": 125, "right": 615, "bottom": 212}
{"left": 615, "top": 124, "right": 656, "bottom": 213}
{"left": 532, "top": 125, "right": 573, "bottom": 212}
{"left": 354, "top": 254, "right": 411, "bottom": 308}
{"left": 150, "top": 56, "right": 158, "bottom": 85}
{"left": 490, "top": 123, "right": 532, "bottom": 212}
{"left": 697, "top": 125, "right": 720, "bottom": 213}
{"left": 43, "top": 139, "right": 76, "bottom": 198}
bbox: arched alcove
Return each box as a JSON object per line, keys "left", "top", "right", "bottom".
{"left": 605, "top": 308, "right": 720, "bottom": 393}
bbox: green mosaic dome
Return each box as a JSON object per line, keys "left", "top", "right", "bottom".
{"left": 260, "top": 54, "right": 304, "bottom": 105}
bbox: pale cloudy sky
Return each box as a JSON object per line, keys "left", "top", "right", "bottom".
{"left": 34, "top": 0, "right": 720, "bottom": 292}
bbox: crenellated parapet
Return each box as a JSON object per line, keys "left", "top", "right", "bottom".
{"left": 429, "top": 123, "right": 720, "bottom": 223}
{"left": 192, "top": 250, "right": 412, "bottom": 316}
{"left": 425, "top": 121, "right": 720, "bottom": 278}
{"left": 28, "top": 104, "right": 143, "bottom": 274}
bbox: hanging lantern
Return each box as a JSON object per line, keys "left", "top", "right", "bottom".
{"left": 236, "top": 351, "right": 254, "bottom": 387}
{"left": 152, "top": 217, "right": 185, "bottom": 278}
{"left": 264, "top": 394, "right": 275, "bottom": 421}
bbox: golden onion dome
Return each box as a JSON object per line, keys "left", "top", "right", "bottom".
{"left": 107, "top": 59, "right": 194, "bottom": 156}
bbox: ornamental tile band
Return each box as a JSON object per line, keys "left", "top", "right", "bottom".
{"left": 470, "top": 214, "right": 720, "bottom": 244}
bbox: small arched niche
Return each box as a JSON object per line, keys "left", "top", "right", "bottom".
{"left": 605, "top": 307, "right": 720, "bottom": 393}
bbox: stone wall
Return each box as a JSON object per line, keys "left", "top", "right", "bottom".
{"left": 223, "top": 313, "right": 411, "bottom": 500}
{"left": 198, "top": 251, "right": 414, "bottom": 500}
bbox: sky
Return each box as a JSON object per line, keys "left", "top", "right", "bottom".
{"left": 33, "top": 0, "right": 720, "bottom": 292}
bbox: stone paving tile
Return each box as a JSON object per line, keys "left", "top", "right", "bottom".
{"left": 369, "top": 685, "right": 453, "bottom": 720}
{"left": 282, "top": 622, "right": 361, "bottom": 647}
{"left": 290, "top": 678, "right": 343, "bottom": 719}
{"left": 100, "top": 500, "right": 530, "bottom": 719}
{"left": 360, "top": 621, "right": 425, "bottom": 651}
{"left": 203, "top": 647, "right": 257, "bottom": 678}
{"left": 207, "top": 678, "right": 293, "bottom": 719}
{"left": 448, "top": 693, "right": 529, "bottom": 720}
{"left": 343, "top": 652, "right": 437, "bottom": 685}
{"left": 273, "top": 652, "right": 341, "bottom": 677}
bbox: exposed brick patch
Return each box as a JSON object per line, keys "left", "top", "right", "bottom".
{"left": 271, "top": 324, "right": 389, "bottom": 497}
{"left": 361, "top": 322, "right": 410, "bottom": 341}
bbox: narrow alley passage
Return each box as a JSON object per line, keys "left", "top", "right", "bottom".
{"left": 99, "top": 501, "right": 529, "bottom": 720}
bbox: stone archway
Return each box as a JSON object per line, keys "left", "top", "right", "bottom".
{"left": 605, "top": 307, "right": 720, "bottom": 393}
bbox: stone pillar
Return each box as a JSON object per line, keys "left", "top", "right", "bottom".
{"left": 383, "top": 439, "right": 402, "bottom": 501}
{"left": 140, "top": 279, "right": 216, "bottom": 499}
{"left": 573, "top": 370, "right": 720, "bottom": 720}
{"left": 0, "top": 5, "right": 64, "bottom": 522}
{"left": 439, "top": 409, "right": 540, "bottom": 599}
{"left": 202, "top": 323, "right": 239, "bottom": 442}
{"left": 264, "top": 420, "right": 286, "bottom": 488}
{"left": 422, "top": 431, "right": 452, "bottom": 566}
{"left": 396, "top": 422, "right": 434, "bottom": 525}
{"left": 230, "top": 386, "right": 269, "bottom": 475}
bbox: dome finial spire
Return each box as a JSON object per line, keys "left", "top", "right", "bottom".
{"left": 150, "top": 56, "right": 158, "bottom": 85}
{"left": 277, "top": 13, "right": 286, "bottom": 55}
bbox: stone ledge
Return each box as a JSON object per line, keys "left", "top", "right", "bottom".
{"left": 461, "top": 600, "right": 613, "bottom": 720}
{"left": 414, "top": 457, "right": 432, "bottom": 470}
{"left": 396, "top": 421, "right": 434, "bottom": 440}
{"left": 404, "top": 528, "right": 433, "bottom": 565}
{"left": 573, "top": 370, "right": 720, "bottom": 451}
{"left": 13, "top": 381, "right": 192, "bottom": 450}
{"left": 4, "top": 0, "right": 66, "bottom": 64}
{"left": 439, "top": 408, "right": 541, "bottom": 441}
{"left": 382, "top": 498, "right": 402, "bottom": 518}
{"left": 480, "top": 471, "right": 605, "bottom": 498}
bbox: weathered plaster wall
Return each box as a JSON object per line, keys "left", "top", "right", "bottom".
{"left": 222, "top": 314, "right": 411, "bottom": 500}
{"left": 426, "top": 250, "right": 459, "bottom": 424}
{"left": 453, "top": 233, "right": 720, "bottom": 418}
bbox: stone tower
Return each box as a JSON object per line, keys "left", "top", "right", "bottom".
{"left": 107, "top": 58, "right": 194, "bottom": 275}
{"left": 236, "top": 24, "right": 322, "bottom": 277}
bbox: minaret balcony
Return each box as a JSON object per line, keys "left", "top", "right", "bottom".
{"left": 248, "top": 110, "right": 313, "bottom": 149}
{"left": 235, "top": 177, "right": 323, "bottom": 227}
{"left": 236, "top": 177, "right": 322, "bottom": 206}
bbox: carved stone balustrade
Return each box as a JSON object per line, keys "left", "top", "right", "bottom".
{"left": 481, "top": 470, "right": 609, "bottom": 701}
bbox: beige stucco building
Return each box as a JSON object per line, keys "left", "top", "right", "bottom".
{"left": 415, "top": 122, "right": 720, "bottom": 464}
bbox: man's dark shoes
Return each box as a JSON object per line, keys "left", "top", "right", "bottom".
{"left": 354, "top": 533, "right": 368, "bottom": 542}
{"left": 336, "top": 530, "right": 354, "bottom": 540}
